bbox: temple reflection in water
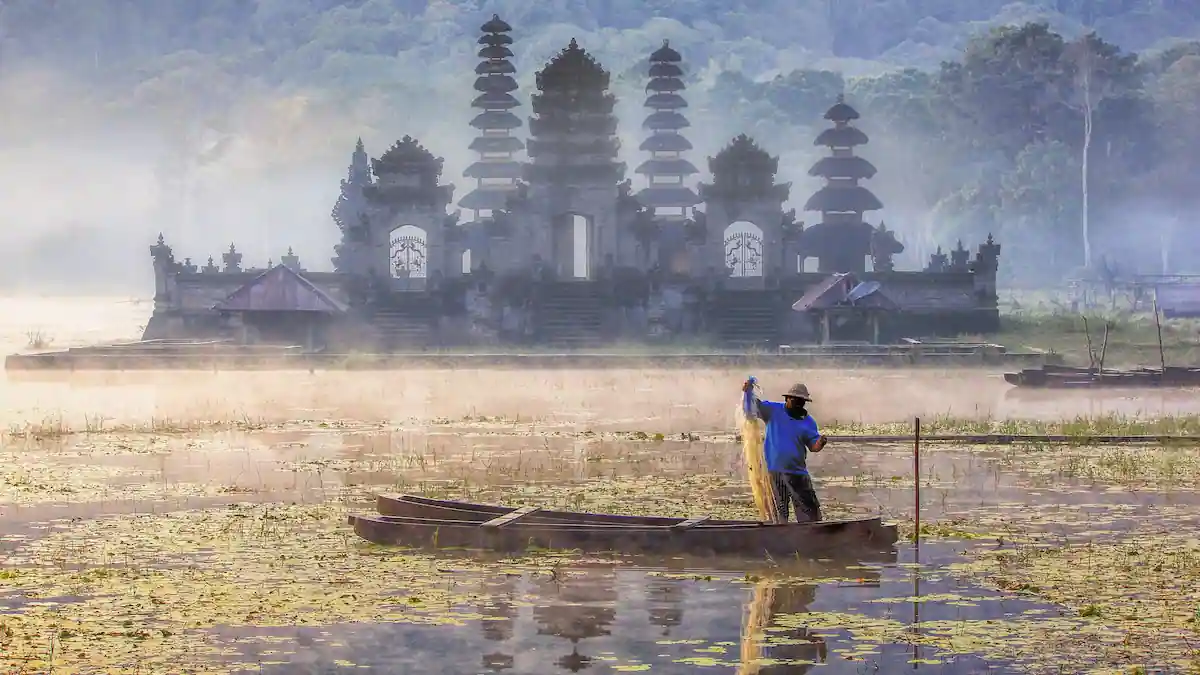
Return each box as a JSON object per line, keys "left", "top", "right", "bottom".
{"left": 240, "top": 558, "right": 901, "bottom": 673}
{"left": 460, "top": 563, "right": 880, "bottom": 674}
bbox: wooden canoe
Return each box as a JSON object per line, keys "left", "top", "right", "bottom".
{"left": 375, "top": 493, "right": 751, "bottom": 526}
{"left": 349, "top": 494, "right": 899, "bottom": 558}
{"left": 1004, "top": 365, "right": 1200, "bottom": 388}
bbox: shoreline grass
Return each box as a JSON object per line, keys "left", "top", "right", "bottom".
{"left": 9, "top": 411, "right": 1200, "bottom": 444}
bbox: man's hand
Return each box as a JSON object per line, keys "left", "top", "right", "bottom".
{"left": 742, "top": 379, "right": 755, "bottom": 393}
{"left": 810, "top": 436, "right": 828, "bottom": 453}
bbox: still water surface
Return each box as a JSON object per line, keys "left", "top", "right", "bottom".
{"left": 210, "top": 543, "right": 1037, "bottom": 674}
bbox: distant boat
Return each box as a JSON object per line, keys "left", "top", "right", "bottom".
{"left": 349, "top": 494, "right": 898, "bottom": 559}
{"left": 1003, "top": 364, "right": 1200, "bottom": 388}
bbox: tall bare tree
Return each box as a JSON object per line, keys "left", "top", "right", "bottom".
{"left": 1061, "top": 32, "right": 1139, "bottom": 270}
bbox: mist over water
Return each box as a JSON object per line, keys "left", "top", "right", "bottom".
{"left": 0, "top": 3, "right": 1193, "bottom": 312}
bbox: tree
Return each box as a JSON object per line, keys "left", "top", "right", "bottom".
{"left": 1061, "top": 32, "right": 1141, "bottom": 270}
{"left": 935, "top": 23, "right": 1072, "bottom": 157}
{"left": 1145, "top": 54, "right": 1200, "bottom": 270}
{"left": 998, "top": 140, "right": 1082, "bottom": 282}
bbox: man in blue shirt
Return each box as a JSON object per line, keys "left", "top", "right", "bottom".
{"left": 742, "top": 380, "right": 827, "bottom": 523}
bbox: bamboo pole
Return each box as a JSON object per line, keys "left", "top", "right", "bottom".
{"left": 1097, "top": 320, "right": 1110, "bottom": 379}
{"left": 822, "top": 433, "right": 1200, "bottom": 445}
{"left": 1153, "top": 295, "right": 1167, "bottom": 375}
{"left": 1082, "top": 315, "right": 1095, "bottom": 370}
{"left": 912, "top": 415, "right": 923, "bottom": 669}
{"left": 913, "top": 417, "right": 921, "bottom": 553}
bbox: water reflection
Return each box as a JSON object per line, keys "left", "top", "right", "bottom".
{"left": 533, "top": 568, "right": 618, "bottom": 671}
{"left": 647, "top": 576, "right": 683, "bottom": 637}
{"left": 999, "top": 385, "right": 1200, "bottom": 418}
{"left": 221, "top": 550, "right": 1049, "bottom": 674}
{"left": 478, "top": 575, "right": 519, "bottom": 671}
{"left": 739, "top": 580, "right": 826, "bottom": 674}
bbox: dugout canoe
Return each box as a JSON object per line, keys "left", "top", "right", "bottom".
{"left": 375, "top": 493, "right": 751, "bottom": 526}
{"left": 1003, "top": 365, "right": 1200, "bottom": 388}
{"left": 349, "top": 494, "right": 898, "bottom": 558}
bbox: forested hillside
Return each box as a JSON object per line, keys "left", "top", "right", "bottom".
{"left": 0, "top": 1, "right": 1198, "bottom": 289}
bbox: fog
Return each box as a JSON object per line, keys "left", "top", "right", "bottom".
{"left": 0, "top": 66, "right": 931, "bottom": 292}
{"left": 0, "top": 17, "right": 1195, "bottom": 293}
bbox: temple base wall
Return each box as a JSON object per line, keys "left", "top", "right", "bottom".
{"left": 142, "top": 263, "right": 1000, "bottom": 349}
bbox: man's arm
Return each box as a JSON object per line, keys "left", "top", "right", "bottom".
{"left": 807, "top": 420, "right": 827, "bottom": 452}
{"left": 756, "top": 400, "right": 776, "bottom": 421}
{"left": 742, "top": 380, "right": 773, "bottom": 421}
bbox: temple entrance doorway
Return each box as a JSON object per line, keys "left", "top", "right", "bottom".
{"left": 389, "top": 225, "right": 428, "bottom": 291}
{"left": 724, "top": 221, "right": 764, "bottom": 278}
{"left": 553, "top": 213, "right": 592, "bottom": 280}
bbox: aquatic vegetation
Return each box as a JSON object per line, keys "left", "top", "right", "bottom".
{"left": 823, "top": 412, "right": 1200, "bottom": 439}
{"left": 0, "top": 504, "right": 536, "bottom": 672}
{"left": 1, "top": 403, "right": 1199, "bottom": 672}
{"left": 952, "top": 534, "right": 1200, "bottom": 669}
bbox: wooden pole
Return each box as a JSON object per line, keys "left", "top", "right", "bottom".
{"left": 913, "top": 416, "right": 921, "bottom": 553}
{"left": 912, "top": 416, "right": 923, "bottom": 668}
{"left": 1153, "top": 294, "right": 1167, "bottom": 375}
{"left": 1082, "top": 315, "right": 1095, "bottom": 370}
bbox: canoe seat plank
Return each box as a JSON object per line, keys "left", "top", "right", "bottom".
{"left": 672, "top": 515, "right": 711, "bottom": 530}
{"left": 481, "top": 506, "right": 541, "bottom": 529}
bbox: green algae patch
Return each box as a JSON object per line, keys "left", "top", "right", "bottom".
{"left": 823, "top": 413, "right": 1200, "bottom": 438}
{"left": 0, "top": 460, "right": 224, "bottom": 505}
{"left": 766, "top": 610, "right": 1144, "bottom": 670}
{"left": 985, "top": 443, "right": 1200, "bottom": 490}
{"left": 951, "top": 534, "right": 1200, "bottom": 670}
{"left": 0, "top": 503, "right": 561, "bottom": 674}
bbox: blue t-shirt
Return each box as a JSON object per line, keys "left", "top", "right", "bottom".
{"left": 753, "top": 400, "right": 821, "bottom": 475}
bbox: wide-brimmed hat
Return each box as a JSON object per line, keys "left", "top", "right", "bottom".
{"left": 783, "top": 383, "right": 812, "bottom": 401}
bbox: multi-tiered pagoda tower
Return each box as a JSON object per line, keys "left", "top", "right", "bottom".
{"left": 801, "top": 95, "right": 896, "bottom": 273}
{"left": 636, "top": 41, "right": 699, "bottom": 219}
{"left": 523, "top": 38, "right": 625, "bottom": 279}
{"left": 461, "top": 15, "right": 523, "bottom": 219}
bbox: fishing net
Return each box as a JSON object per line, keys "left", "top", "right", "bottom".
{"left": 742, "top": 415, "right": 777, "bottom": 522}
{"left": 741, "top": 382, "right": 778, "bottom": 523}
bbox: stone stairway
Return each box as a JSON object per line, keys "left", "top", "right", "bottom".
{"left": 711, "top": 291, "right": 782, "bottom": 348}
{"left": 371, "top": 296, "right": 437, "bottom": 350}
{"left": 536, "top": 282, "right": 607, "bottom": 347}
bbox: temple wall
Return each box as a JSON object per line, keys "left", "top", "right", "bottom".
{"left": 166, "top": 272, "right": 351, "bottom": 312}
{"left": 781, "top": 272, "right": 984, "bottom": 312}
{"left": 861, "top": 272, "right": 982, "bottom": 311}
{"left": 174, "top": 274, "right": 256, "bottom": 311}
{"left": 142, "top": 271, "right": 353, "bottom": 341}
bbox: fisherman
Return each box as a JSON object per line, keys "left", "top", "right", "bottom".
{"left": 741, "top": 380, "right": 827, "bottom": 523}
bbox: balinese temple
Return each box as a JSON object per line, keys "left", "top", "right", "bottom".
{"left": 636, "top": 40, "right": 700, "bottom": 219}
{"left": 802, "top": 95, "right": 894, "bottom": 274}
{"left": 141, "top": 16, "right": 1002, "bottom": 350}
{"left": 461, "top": 15, "right": 523, "bottom": 220}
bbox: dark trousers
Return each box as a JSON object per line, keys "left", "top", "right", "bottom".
{"left": 771, "top": 471, "right": 821, "bottom": 523}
